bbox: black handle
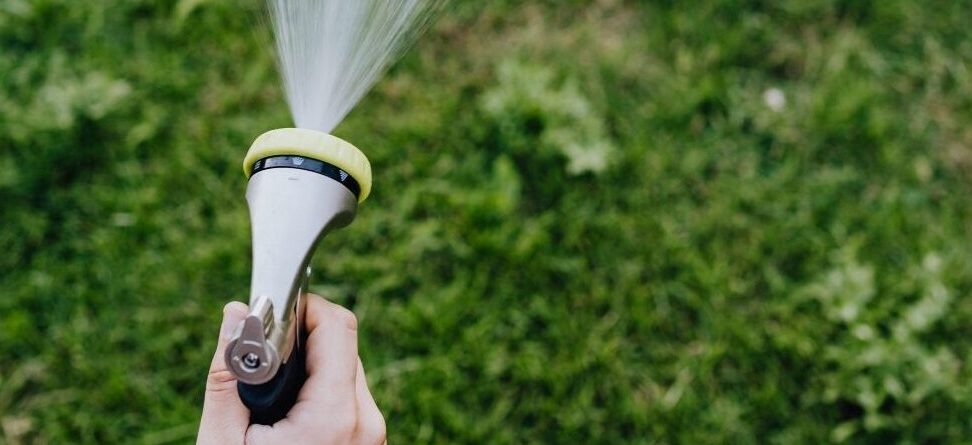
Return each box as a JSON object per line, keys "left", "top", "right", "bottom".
{"left": 237, "top": 339, "right": 307, "bottom": 425}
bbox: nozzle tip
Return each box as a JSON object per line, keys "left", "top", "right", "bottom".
{"left": 244, "top": 128, "right": 372, "bottom": 203}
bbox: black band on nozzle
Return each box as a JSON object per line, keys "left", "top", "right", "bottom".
{"left": 251, "top": 155, "right": 362, "bottom": 199}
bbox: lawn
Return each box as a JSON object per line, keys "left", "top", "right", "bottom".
{"left": 2, "top": 0, "right": 972, "bottom": 443}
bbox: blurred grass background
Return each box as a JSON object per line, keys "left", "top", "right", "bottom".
{"left": 2, "top": 0, "right": 972, "bottom": 443}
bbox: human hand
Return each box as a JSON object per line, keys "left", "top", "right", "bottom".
{"left": 197, "top": 295, "right": 386, "bottom": 445}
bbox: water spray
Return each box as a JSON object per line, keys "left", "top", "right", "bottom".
{"left": 222, "top": 0, "right": 443, "bottom": 424}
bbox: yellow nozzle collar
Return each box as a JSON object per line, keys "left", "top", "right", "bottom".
{"left": 244, "top": 128, "right": 372, "bottom": 203}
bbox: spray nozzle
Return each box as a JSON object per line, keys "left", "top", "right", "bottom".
{"left": 224, "top": 128, "right": 371, "bottom": 422}
{"left": 242, "top": 128, "right": 372, "bottom": 202}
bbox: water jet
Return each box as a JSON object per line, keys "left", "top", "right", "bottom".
{"left": 222, "top": 0, "right": 443, "bottom": 424}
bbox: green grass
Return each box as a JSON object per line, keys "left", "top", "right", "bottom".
{"left": 3, "top": 0, "right": 972, "bottom": 443}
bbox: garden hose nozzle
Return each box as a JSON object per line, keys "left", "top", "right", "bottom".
{"left": 224, "top": 128, "right": 371, "bottom": 425}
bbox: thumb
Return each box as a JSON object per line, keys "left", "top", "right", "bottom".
{"left": 197, "top": 301, "right": 250, "bottom": 445}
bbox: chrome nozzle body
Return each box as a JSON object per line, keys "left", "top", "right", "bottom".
{"left": 225, "top": 166, "right": 358, "bottom": 385}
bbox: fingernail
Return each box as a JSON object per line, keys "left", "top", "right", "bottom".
{"left": 220, "top": 315, "right": 237, "bottom": 341}
{"left": 220, "top": 302, "right": 247, "bottom": 340}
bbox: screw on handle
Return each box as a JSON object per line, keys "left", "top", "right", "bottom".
{"left": 237, "top": 336, "right": 307, "bottom": 425}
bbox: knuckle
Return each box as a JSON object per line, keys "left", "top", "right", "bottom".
{"left": 328, "top": 411, "right": 358, "bottom": 440}
{"left": 205, "top": 368, "right": 238, "bottom": 394}
{"left": 368, "top": 414, "right": 387, "bottom": 444}
{"left": 331, "top": 305, "right": 358, "bottom": 331}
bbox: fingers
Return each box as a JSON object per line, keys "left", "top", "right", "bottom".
{"left": 196, "top": 301, "right": 250, "bottom": 445}
{"left": 303, "top": 295, "right": 360, "bottom": 404}
{"left": 246, "top": 295, "right": 385, "bottom": 444}
{"left": 291, "top": 296, "right": 360, "bottom": 432}
{"left": 254, "top": 295, "right": 386, "bottom": 444}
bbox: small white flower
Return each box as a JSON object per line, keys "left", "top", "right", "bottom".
{"left": 763, "top": 87, "right": 786, "bottom": 112}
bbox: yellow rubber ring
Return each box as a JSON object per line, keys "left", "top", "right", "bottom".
{"left": 243, "top": 128, "right": 372, "bottom": 203}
